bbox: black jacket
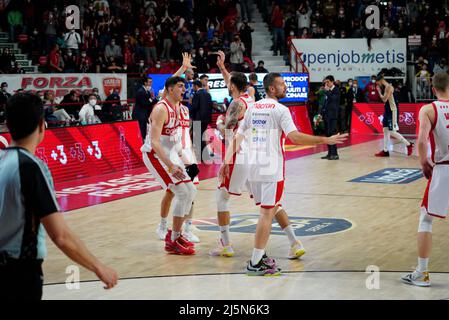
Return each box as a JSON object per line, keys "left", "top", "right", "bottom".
{"left": 191, "top": 88, "right": 212, "bottom": 124}
{"left": 346, "top": 86, "right": 366, "bottom": 104}
{"left": 134, "top": 86, "right": 156, "bottom": 113}
{"left": 322, "top": 85, "right": 340, "bottom": 120}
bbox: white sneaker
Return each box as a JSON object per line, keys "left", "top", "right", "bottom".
{"left": 183, "top": 223, "right": 200, "bottom": 243}
{"left": 401, "top": 270, "right": 431, "bottom": 287}
{"left": 183, "top": 229, "right": 200, "bottom": 243}
{"left": 287, "top": 240, "right": 306, "bottom": 260}
{"left": 156, "top": 223, "right": 168, "bottom": 240}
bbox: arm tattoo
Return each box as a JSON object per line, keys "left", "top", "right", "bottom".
{"left": 225, "top": 100, "right": 245, "bottom": 130}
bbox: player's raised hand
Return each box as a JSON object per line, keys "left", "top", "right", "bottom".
{"left": 182, "top": 52, "right": 196, "bottom": 70}
{"left": 217, "top": 50, "right": 226, "bottom": 68}
{"left": 327, "top": 133, "right": 349, "bottom": 145}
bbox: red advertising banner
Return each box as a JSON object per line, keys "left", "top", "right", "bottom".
{"left": 351, "top": 103, "right": 426, "bottom": 136}
{"left": 0, "top": 121, "right": 144, "bottom": 183}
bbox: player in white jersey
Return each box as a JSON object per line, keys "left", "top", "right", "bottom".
{"left": 155, "top": 54, "right": 201, "bottom": 243}
{"left": 401, "top": 73, "right": 449, "bottom": 287}
{"left": 375, "top": 75, "right": 414, "bottom": 157}
{"left": 210, "top": 52, "right": 308, "bottom": 260}
{"left": 141, "top": 76, "right": 197, "bottom": 255}
{"left": 220, "top": 73, "right": 347, "bottom": 276}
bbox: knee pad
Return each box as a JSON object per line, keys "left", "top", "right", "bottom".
{"left": 216, "top": 188, "right": 230, "bottom": 212}
{"left": 418, "top": 207, "right": 433, "bottom": 233}
{"left": 184, "top": 183, "right": 197, "bottom": 216}
{"left": 172, "top": 185, "right": 190, "bottom": 217}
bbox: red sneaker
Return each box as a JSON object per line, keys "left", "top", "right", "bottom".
{"left": 165, "top": 237, "right": 196, "bottom": 255}
{"left": 165, "top": 230, "right": 194, "bottom": 249}
{"left": 375, "top": 150, "right": 390, "bottom": 157}
{"left": 178, "top": 235, "right": 195, "bottom": 249}
{"left": 407, "top": 142, "right": 414, "bottom": 156}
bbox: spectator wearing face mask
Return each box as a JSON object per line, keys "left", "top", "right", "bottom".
{"left": 79, "top": 94, "right": 102, "bottom": 125}
{"left": 346, "top": 79, "right": 365, "bottom": 131}
{"left": 433, "top": 58, "right": 449, "bottom": 74}
{"left": 194, "top": 48, "right": 209, "bottom": 73}
{"left": 296, "top": 3, "right": 312, "bottom": 33}
{"left": 364, "top": 75, "right": 381, "bottom": 102}
{"left": 63, "top": 29, "right": 82, "bottom": 56}
{"left": 63, "top": 49, "right": 77, "bottom": 73}
{"left": 230, "top": 34, "right": 245, "bottom": 71}
{"left": 78, "top": 51, "right": 93, "bottom": 73}
{"left": 132, "top": 77, "right": 156, "bottom": 141}
{"left": 105, "top": 39, "right": 123, "bottom": 62}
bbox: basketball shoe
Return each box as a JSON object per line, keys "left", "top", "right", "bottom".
{"left": 156, "top": 222, "right": 169, "bottom": 240}
{"left": 375, "top": 150, "right": 390, "bottom": 157}
{"left": 246, "top": 256, "right": 281, "bottom": 276}
{"left": 165, "top": 229, "right": 194, "bottom": 248}
{"left": 183, "top": 223, "right": 200, "bottom": 243}
{"left": 287, "top": 240, "right": 306, "bottom": 260}
{"left": 401, "top": 270, "right": 431, "bottom": 287}
{"left": 165, "top": 230, "right": 195, "bottom": 255}
{"left": 407, "top": 142, "right": 415, "bottom": 156}
{"left": 209, "top": 239, "right": 235, "bottom": 257}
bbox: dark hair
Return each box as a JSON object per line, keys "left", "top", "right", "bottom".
{"left": 6, "top": 93, "right": 44, "bottom": 140}
{"left": 143, "top": 76, "right": 152, "bottom": 85}
{"left": 1, "top": 82, "right": 7, "bottom": 87}
{"left": 263, "top": 72, "right": 282, "bottom": 92}
{"left": 249, "top": 73, "right": 258, "bottom": 82}
{"left": 192, "top": 80, "right": 202, "bottom": 87}
{"left": 376, "top": 74, "right": 384, "bottom": 82}
{"left": 230, "top": 72, "right": 248, "bottom": 92}
{"left": 324, "top": 75, "right": 335, "bottom": 82}
{"left": 164, "top": 76, "right": 186, "bottom": 90}
{"left": 200, "top": 74, "right": 208, "bottom": 80}
{"left": 257, "top": 60, "right": 264, "bottom": 65}
{"left": 432, "top": 72, "right": 449, "bottom": 92}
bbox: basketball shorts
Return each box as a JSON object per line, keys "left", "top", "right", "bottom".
{"left": 218, "top": 152, "right": 250, "bottom": 196}
{"left": 143, "top": 150, "right": 191, "bottom": 190}
{"left": 421, "top": 164, "right": 449, "bottom": 218}
{"left": 248, "top": 180, "right": 285, "bottom": 209}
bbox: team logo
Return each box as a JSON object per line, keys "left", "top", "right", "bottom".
{"left": 102, "top": 77, "right": 122, "bottom": 97}
{"left": 193, "top": 214, "right": 353, "bottom": 237}
{"left": 0, "top": 135, "right": 10, "bottom": 149}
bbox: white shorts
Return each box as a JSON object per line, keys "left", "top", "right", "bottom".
{"left": 143, "top": 150, "right": 191, "bottom": 190}
{"left": 421, "top": 164, "right": 449, "bottom": 218}
{"left": 248, "top": 180, "right": 285, "bottom": 209}
{"left": 218, "top": 152, "right": 250, "bottom": 195}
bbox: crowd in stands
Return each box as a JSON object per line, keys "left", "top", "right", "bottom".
{"left": 0, "top": 0, "right": 257, "bottom": 75}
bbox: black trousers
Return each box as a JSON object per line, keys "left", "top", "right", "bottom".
{"left": 0, "top": 259, "right": 43, "bottom": 300}
{"left": 132, "top": 108, "right": 149, "bottom": 142}
{"left": 325, "top": 117, "right": 338, "bottom": 156}
{"left": 200, "top": 121, "right": 210, "bottom": 161}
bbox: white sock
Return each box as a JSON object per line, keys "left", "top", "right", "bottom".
{"left": 383, "top": 127, "right": 390, "bottom": 152}
{"left": 171, "top": 230, "right": 181, "bottom": 241}
{"left": 251, "top": 248, "right": 265, "bottom": 266}
{"left": 390, "top": 131, "right": 410, "bottom": 146}
{"left": 417, "top": 257, "right": 429, "bottom": 273}
{"left": 160, "top": 217, "right": 168, "bottom": 227}
{"left": 283, "top": 225, "right": 298, "bottom": 247}
{"left": 219, "top": 225, "right": 230, "bottom": 246}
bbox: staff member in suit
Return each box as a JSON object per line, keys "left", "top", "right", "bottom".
{"left": 191, "top": 75, "right": 213, "bottom": 161}
{"left": 321, "top": 75, "right": 341, "bottom": 160}
{"left": 346, "top": 79, "right": 365, "bottom": 132}
{"left": 132, "top": 76, "right": 157, "bottom": 141}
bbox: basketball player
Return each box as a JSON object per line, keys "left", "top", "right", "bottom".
{"left": 220, "top": 73, "right": 347, "bottom": 275}
{"left": 141, "top": 76, "right": 197, "bottom": 255}
{"left": 374, "top": 75, "right": 414, "bottom": 157}
{"left": 401, "top": 73, "right": 449, "bottom": 287}
{"left": 210, "top": 52, "right": 308, "bottom": 261}
{"left": 247, "top": 72, "right": 265, "bottom": 102}
{"left": 155, "top": 54, "right": 200, "bottom": 243}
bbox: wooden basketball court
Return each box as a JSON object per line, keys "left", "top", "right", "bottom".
{"left": 42, "top": 137, "right": 449, "bottom": 299}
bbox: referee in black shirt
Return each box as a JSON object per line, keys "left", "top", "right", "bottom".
{"left": 0, "top": 93, "right": 118, "bottom": 300}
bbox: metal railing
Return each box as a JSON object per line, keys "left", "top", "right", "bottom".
{"left": 414, "top": 76, "right": 436, "bottom": 102}
{"left": 287, "top": 38, "right": 309, "bottom": 74}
